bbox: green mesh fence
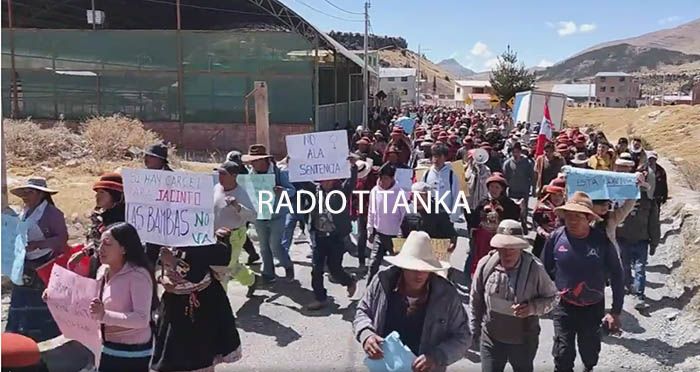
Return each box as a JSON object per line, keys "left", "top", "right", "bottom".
{"left": 2, "top": 29, "right": 314, "bottom": 123}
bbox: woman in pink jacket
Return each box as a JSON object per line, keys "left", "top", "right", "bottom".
{"left": 90, "top": 222, "right": 156, "bottom": 372}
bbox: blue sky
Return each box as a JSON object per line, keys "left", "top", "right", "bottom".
{"left": 280, "top": 0, "right": 700, "bottom": 71}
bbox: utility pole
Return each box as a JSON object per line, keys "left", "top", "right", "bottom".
{"left": 362, "top": 0, "right": 369, "bottom": 128}
{"left": 416, "top": 44, "right": 421, "bottom": 106}
{"left": 661, "top": 74, "right": 665, "bottom": 106}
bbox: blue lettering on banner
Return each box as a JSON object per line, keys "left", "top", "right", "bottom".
{"left": 565, "top": 166, "right": 640, "bottom": 200}
{"left": 298, "top": 163, "right": 342, "bottom": 176}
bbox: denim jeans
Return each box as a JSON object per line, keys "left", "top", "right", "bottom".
{"left": 255, "top": 216, "right": 292, "bottom": 280}
{"left": 312, "top": 233, "right": 354, "bottom": 301}
{"left": 618, "top": 239, "right": 648, "bottom": 297}
{"left": 281, "top": 212, "right": 305, "bottom": 253}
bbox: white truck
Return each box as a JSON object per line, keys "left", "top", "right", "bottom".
{"left": 512, "top": 90, "right": 567, "bottom": 131}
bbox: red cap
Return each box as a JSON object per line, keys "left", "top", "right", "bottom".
{"left": 1, "top": 333, "right": 41, "bottom": 367}
{"left": 93, "top": 172, "right": 123, "bottom": 193}
{"left": 356, "top": 137, "right": 371, "bottom": 145}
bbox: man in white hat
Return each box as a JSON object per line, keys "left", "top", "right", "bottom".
{"left": 470, "top": 220, "right": 558, "bottom": 372}
{"left": 543, "top": 192, "right": 624, "bottom": 372}
{"left": 354, "top": 231, "right": 469, "bottom": 372}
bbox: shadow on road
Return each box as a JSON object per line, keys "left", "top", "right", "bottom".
{"left": 646, "top": 260, "right": 682, "bottom": 274}
{"left": 604, "top": 336, "right": 700, "bottom": 367}
{"left": 643, "top": 286, "right": 700, "bottom": 315}
{"left": 236, "top": 295, "right": 302, "bottom": 347}
{"left": 619, "top": 309, "right": 646, "bottom": 334}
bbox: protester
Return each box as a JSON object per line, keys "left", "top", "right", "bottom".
{"left": 7, "top": 177, "right": 67, "bottom": 342}
{"left": 532, "top": 183, "right": 565, "bottom": 258}
{"left": 69, "top": 173, "right": 125, "bottom": 278}
{"left": 353, "top": 158, "right": 378, "bottom": 271}
{"left": 465, "top": 149, "right": 492, "bottom": 229}
{"left": 485, "top": 145, "right": 504, "bottom": 174}
{"left": 367, "top": 163, "right": 406, "bottom": 282}
{"left": 354, "top": 231, "right": 469, "bottom": 372}
{"left": 615, "top": 137, "right": 629, "bottom": 156}
{"left": 224, "top": 153, "right": 261, "bottom": 265}
{"left": 471, "top": 174, "right": 520, "bottom": 227}
{"left": 420, "top": 144, "right": 462, "bottom": 222}
{"left": 534, "top": 142, "right": 565, "bottom": 194}
{"left": 588, "top": 142, "right": 615, "bottom": 171}
{"left": 570, "top": 152, "right": 590, "bottom": 168}
{"left": 502, "top": 142, "right": 534, "bottom": 232}
{"left": 213, "top": 160, "right": 259, "bottom": 297}
{"left": 86, "top": 223, "right": 155, "bottom": 372}
{"left": 470, "top": 220, "right": 559, "bottom": 372}
{"left": 400, "top": 182, "right": 458, "bottom": 253}
{"left": 150, "top": 229, "right": 242, "bottom": 372}
{"left": 384, "top": 128, "right": 412, "bottom": 165}
{"left": 629, "top": 136, "right": 648, "bottom": 170}
{"left": 356, "top": 137, "right": 383, "bottom": 165}
{"left": 142, "top": 143, "right": 172, "bottom": 171}
{"left": 647, "top": 151, "right": 668, "bottom": 206}
{"left": 543, "top": 192, "right": 624, "bottom": 372}
{"left": 242, "top": 144, "right": 296, "bottom": 284}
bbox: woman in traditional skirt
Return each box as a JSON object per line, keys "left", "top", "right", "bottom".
{"left": 7, "top": 177, "right": 67, "bottom": 342}
{"left": 150, "top": 228, "right": 242, "bottom": 372}
{"left": 88, "top": 222, "right": 155, "bottom": 372}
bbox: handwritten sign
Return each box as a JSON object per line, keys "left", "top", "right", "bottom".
{"left": 364, "top": 331, "right": 416, "bottom": 372}
{"left": 450, "top": 161, "right": 468, "bottom": 194}
{"left": 237, "top": 174, "right": 276, "bottom": 220}
{"left": 395, "top": 168, "right": 414, "bottom": 192}
{"left": 1, "top": 212, "right": 25, "bottom": 285}
{"left": 286, "top": 130, "right": 350, "bottom": 182}
{"left": 395, "top": 116, "right": 416, "bottom": 134}
{"left": 565, "top": 166, "right": 640, "bottom": 200}
{"left": 122, "top": 168, "right": 215, "bottom": 247}
{"left": 46, "top": 265, "right": 102, "bottom": 368}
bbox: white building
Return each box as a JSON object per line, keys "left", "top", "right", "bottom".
{"left": 454, "top": 80, "right": 493, "bottom": 101}
{"left": 378, "top": 67, "right": 416, "bottom": 106}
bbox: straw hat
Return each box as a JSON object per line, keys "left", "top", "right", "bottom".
{"left": 555, "top": 191, "right": 602, "bottom": 221}
{"left": 242, "top": 144, "right": 274, "bottom": 162}
{"left": 142, "top": 143, "right": 169, "bottom": 161}
{"left": 570, "top": 152, "right": 589, "bottom": 165}
{"left": 356, "top": 158, "right": 374, "bottom": 179}
{"left": 11, "top": 177, "right": 58, "bottom": 196}
{"left": 490, "top": 220, "right": 529, "bottom": 249}
{"left": 385, "top": 231, "right": 450, "bottom": 272}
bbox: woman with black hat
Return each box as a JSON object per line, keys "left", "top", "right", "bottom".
{"left": 7, "top": 177, "right": 68, "bottom": 342}
{"left": 143, "top": 143, "right": 172, "bottom": 171}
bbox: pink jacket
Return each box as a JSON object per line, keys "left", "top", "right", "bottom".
{"left": 96, "top": 263, "right": 153, "bottom": 344}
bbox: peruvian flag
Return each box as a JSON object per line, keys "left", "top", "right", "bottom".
{"left": 535, "top": 99, "right": 554, "bottom": 156}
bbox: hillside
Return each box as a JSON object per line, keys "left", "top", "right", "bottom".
{"left": 437, "top": 58, "right": 475, "bottom": 78}
{"left": 327, "top": 31, "right": 407, "bottom": 50}
{"left": 539, "top": 43, "right": 700, "bottom": 81}
{"left": 578, "top": 18, "right": 700, "bottom": 56}
{"left": 378, "top": 49, "right": 456, "bottom": 96}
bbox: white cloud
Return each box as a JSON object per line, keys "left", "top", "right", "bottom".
{"left": 557, "top": 21, "right": 577, "bottom": 36}
{"left": 471, "top": 41, "right": 491, "bottom": 57}
{"left": 537, "top": 59, "right": 554, "bottom": 68}
{"left": 449, "top": 51, "right": 458, "bottom": 59}
{"left": 658, "top": 16, "right": 681, "bottom": 25}
{"left": 484, "top": 58, "right": 499, "bottom": 69}
{"left": 579, "top": 23, "right": 597, "bottom": 33}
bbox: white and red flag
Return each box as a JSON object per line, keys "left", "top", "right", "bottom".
{"left": 535, "top": 99, "right": 553, "bottom": 156}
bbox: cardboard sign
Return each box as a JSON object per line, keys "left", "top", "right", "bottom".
{"left": 123, "top": 168, "right": 215, "bottom": 247}
{"left": 450, "top": 161, "right": 468, "bottom": 194}
{"left": 565, "top": 167, "right": 640, "bottom": 200}
{"left": 237, "top": 174, "right": 276, "bottom": 220}
{"left": 395, "top": 168, "right": 414, "bottom": 191}
{"left": 286, "top": 130, "right": 350, "bottom": 182}
{"left": 46, "top": 265, "right": 102, "bottom": 368}
{"left": 1, "top": 212, "right": 25, "bottom": 285}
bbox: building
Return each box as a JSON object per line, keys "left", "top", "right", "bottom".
{"left": 378, "top": 68, "right": 416, "bottom": 107}
{"left": 551, "top": 83, "right": 596, "bottom": 104}
{"left": 594, "top": 72, "right": 640, "bottom": 108}
{"left": 692, "top": 82, "right": 700, "bottom": 105}
{"left": 454, "top": 80, "right": 494, "bottom": 101}
{"left": 2, "top": 0, "right": 374, "bottom": 156}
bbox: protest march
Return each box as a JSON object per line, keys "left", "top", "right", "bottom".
{"left": 1, "top": 102, "right": 673, "bottom": 372}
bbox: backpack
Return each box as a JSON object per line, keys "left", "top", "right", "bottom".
{"left": 478, "top": 250, "right": 535, "bottom": 301}
{"left": 422, "top": 166, "right": 454, "bottom": 189}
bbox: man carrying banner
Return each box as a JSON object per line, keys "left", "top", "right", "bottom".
{"left": 243, "top": 144, "right": 296, "bottom": 284}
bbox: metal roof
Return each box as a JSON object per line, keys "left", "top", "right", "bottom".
{"left": 595, "top": 72, "right": 632, "bottom": 77}
{"left": 552, "top": 84, "right": 596, "bottom": 98}
{"left": 319, "top": 31, "right": 377, "bottom": 75}
{"left": 455, "top": 80, "right": 491, "bottom": 88}
{"left": 379, "top": 68, "right": 416, "bottom": 78}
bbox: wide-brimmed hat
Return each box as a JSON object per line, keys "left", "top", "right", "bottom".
{"left": 385, "top": 231, "right": 450, "bottom": 272}
{"left": 356, "top": 158, "right": 374, "bottom": 179}
{"left": 647, "top": 150, "right": 658, "bottom": 160}
{"left": 143, "top": 143, "right": 169, "bottom": 161}
{"left": 555, "top": 191, "right": 602, "bottom": 221}
{"left": 11, "top": 177, "right": 58, "bottom": 196}
{"left": 570, "top": 152, "right": 589, "bottom": 165}
{"left": 93, "top": 173, "right": 123, "bottom": 193}
{"left": 490, "top": 220, "right": 529, "bottom": 250}
{"left": 242, "top": 144, "right": 274, "bottom": 162}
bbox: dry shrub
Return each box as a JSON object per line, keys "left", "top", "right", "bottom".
{"left": 82, "top": 115, "right": 161, "bottom": 160}
{"left": 4, "top": 118, "right": 86, "bottom": 166}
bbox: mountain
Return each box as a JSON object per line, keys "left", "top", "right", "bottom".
{"left": 437, "top": 58, "right": 475, "bottom": 78}
{"left": 577, "top": 18, "right": 700, "bottom": 56}
{"left": 538, "top": 43, "right": 700, "bottom": 81}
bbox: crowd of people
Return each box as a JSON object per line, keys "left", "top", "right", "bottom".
{"left": 3, "top": 105, "right": 669, "bottom": 372}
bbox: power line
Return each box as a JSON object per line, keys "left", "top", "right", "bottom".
{"left": 140, "top": 0, "right": 272, "bottom": 16}
{"left": 322, "top": 0, "right": 363, "bottom": 15}
{"left": 292, "top": 0, "right": 363, "bottom": 22}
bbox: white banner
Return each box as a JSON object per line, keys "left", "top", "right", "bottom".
{"left": 286, "top": 130, "right": 350, "bottom": 182}
{"left": 123, "top": 168, "right": 215, "bottom": 247}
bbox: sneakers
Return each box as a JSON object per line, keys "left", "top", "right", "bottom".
{"left": 347, "top": 281, "right": 357, "bottom": 298}
{"left": 284, "top": 266, "right": 295, "bottom": 282}
{"left": 246, "top": 253, "right": 261, "bottom": 266}
{"left": 306, "top": 299, "right": 328, "bottom": 311}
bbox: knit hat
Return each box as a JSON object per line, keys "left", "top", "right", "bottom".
{"left": 93, "top": 172, "right": 123, "bottom": 193}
